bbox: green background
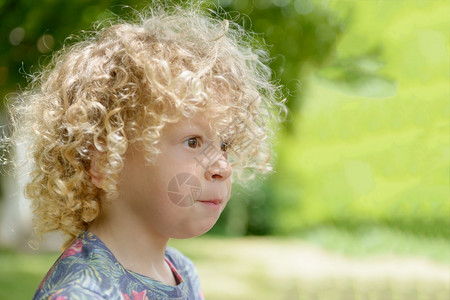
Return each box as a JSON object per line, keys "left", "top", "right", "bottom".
{"left": 0, "top": 0, "right": 449, "bottom": 299}
{"left": 1, "top": 0, "right": 448, "bottom": 247}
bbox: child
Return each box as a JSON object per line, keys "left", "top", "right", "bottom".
{"left": 7, "top": 2, "right": 284, "bottom": 299}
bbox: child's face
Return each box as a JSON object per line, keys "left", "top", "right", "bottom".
{"left": 115, "top": 113, "right": 232, "bottom": 239}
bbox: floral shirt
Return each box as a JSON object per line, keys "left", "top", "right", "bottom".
{"left": 33, "top": 231, "right": 204, "bottom": 300}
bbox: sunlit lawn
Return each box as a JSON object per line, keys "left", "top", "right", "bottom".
{"left": 1, "top": 228, "right": 448, "bottom": 300}
{"left": 0, "top": 248, "right": 56, "bottom": 300}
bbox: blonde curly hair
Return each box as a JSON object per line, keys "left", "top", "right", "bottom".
{"left": 6, "top": 3, "right": 285, "bottom": 246}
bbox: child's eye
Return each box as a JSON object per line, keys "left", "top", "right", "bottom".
{"left": 184, "top": 137, "right": 201, "bottom": 148}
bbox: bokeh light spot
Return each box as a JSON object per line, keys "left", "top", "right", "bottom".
{"left": 9, "top": 27, "right": 25, "bottom": 46}
{"left": 294, "top": 0, "right": 313, "bottom": 15}
{"left": 37, "top": 34, "right": 55, "bottom": 53}
{"left": 273, "top": 0, "right": 291, "bottom": 7}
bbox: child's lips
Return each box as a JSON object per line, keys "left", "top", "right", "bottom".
{"left": 197, "top": 199, "right": 222, "bottom": 208}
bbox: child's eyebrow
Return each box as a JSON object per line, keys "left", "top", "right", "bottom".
{"left": 164, "top": 120, "right": 211, "bottom": 141}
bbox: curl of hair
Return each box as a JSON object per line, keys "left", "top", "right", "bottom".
{"left": 5, "top": 2, "right": 286, "bottom": 246}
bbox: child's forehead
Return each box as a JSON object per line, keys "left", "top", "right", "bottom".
{"left": 165, "top": 112, "right": 220, "bottom": 132}
{"left": 162, "top": 111, "right": 231, "bottom": 138}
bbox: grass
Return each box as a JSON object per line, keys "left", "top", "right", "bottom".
{"left": 169, "top": 234, "right": 450, "bottom": 300}
{"left": 297, "top": 225, "right": 450, "bottom": 264}
{"left": 1, "top": 229, "right": 447, "bottom": 300}
{"left": 0, "top": 249, "right": 58, "bottom": 300}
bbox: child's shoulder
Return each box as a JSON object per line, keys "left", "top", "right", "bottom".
{"left": 33, "top": 234, "right": 203, "bottom": 300}
{"left": 33, "top": 231, "right": 122, "bottom": 299}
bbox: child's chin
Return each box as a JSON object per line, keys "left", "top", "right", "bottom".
{"left": 172, "top": 219, "right": 218, "bottom": 239}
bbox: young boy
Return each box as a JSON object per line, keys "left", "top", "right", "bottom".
{"left": 8, "top": 3, "right": 284, "bottom": 299}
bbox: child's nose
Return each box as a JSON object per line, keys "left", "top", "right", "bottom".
{"left": 205, "top": 157, "right": 232, "bottom": 181}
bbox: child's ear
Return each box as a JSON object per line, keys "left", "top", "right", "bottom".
{"left": 88, "top": 153, "right": 103, "bottom": 189}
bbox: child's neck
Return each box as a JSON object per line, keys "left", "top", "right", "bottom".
{"left": 88, "top": 209, "right": 177, "bottom": 286}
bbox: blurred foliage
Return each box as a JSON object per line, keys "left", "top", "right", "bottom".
{"left": 216, "top": 0, "right": 344, "bottom": 114}
{"left": 0, "top": 0, "right": 149, "bottom": 104}
{"left": 215, "top": 0, "right": 450, "bottom": 240}
{"left": 1, "top": 0, "right": 449, "bottom": 242}
{"left": 262, "top": 0, "right": 449, "bottom": 238}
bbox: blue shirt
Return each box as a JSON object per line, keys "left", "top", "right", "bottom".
{"left": 33, "top": 231, "right": 204, "bottom": 300}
